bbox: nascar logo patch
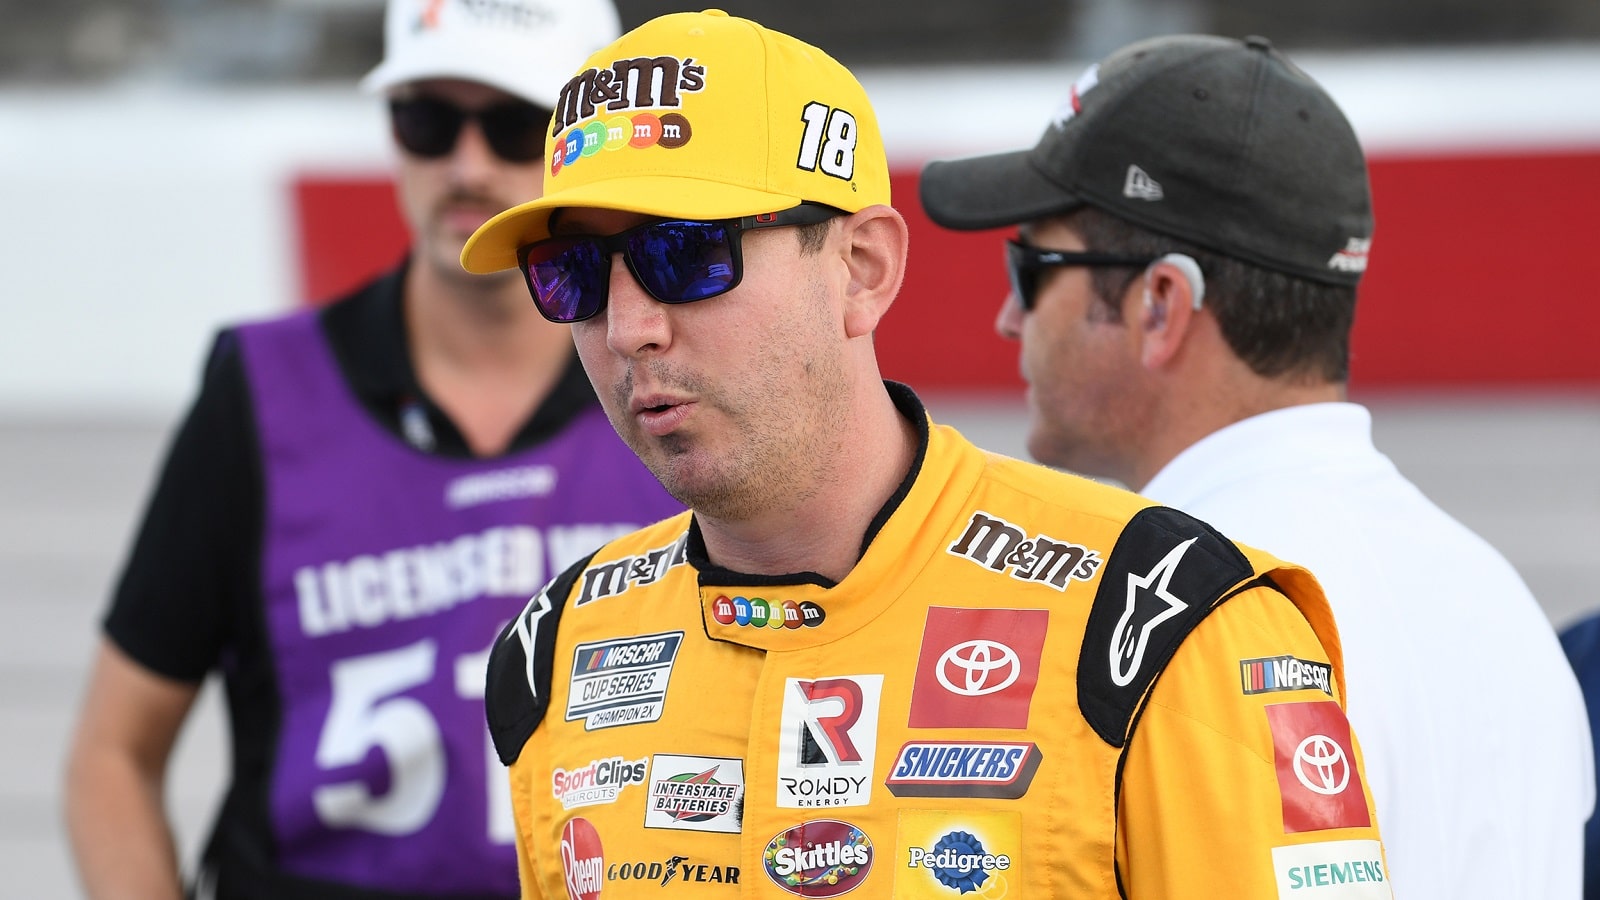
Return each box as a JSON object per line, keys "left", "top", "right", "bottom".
{"left": 1241, "top": 655, "right": 1333, "bottom": 697}
{"left": 565, "top": 631, "right": 683, "bottom": 730}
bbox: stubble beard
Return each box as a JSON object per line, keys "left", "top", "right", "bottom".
{"left": 610, "top": 284, "right": 851, "bottom": 523}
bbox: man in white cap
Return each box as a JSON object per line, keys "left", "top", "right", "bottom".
{"left": 63, "top": 2, "right": 680, "bottom": 898}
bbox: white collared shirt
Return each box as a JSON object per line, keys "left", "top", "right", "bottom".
{"left": 1143, "top": 402, "right": 1594, "bottom": 900}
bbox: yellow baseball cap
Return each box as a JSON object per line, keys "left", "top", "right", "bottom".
{"left": 460, "top": 8, "right": 890, "bottom": 274}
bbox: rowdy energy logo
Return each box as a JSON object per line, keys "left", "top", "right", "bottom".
{"left": 895, "top": 810, "right": 1022, "bottom": 899}
{"left": 777, "top": 675, "right": 883, "bottom": 808}
{"left": 763, "top": 819, "right": 873, "bottom": 897}
{"left": 644, "top": 754, "right": 745, "bottom": 834}
{"left": 1240, "top": 655, "right": 1334, "bottom": 697}
{"left": 552, "top": 755, "right": 648, "bottom": 810}
{"left": 883, "top": 741, "right": 1043, "bottom": 800}
{"left": 565, "top": 631, "right": 682, "bottom": 730}
{"left": 908, "top": 607, "right": 1047, "bottom": 729}
{"left": 711, "top": 594, "right": 826, "bottom": 630}
{"left": 549, "top": 56, "right": 706, "bottom": 175}
{"left": 947, "top": 511, "right": 1102, "bottom": 591}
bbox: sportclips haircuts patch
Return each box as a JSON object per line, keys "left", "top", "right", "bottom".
{"left": 549, "top": 56, "right": 705, "bottom": 176}
{"left": 777, "top": 675, "right": 884, "bottom": 809}
{"left": 565, "top": 631, "right": 683, "bottom": 730}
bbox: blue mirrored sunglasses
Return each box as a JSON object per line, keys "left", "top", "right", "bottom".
{"left": 517, "top": 203, "right": 843, "bottom": 323}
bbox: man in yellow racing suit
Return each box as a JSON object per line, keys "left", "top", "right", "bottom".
{"left": 465, "top": 10, "right": 1391, "bottom": 899}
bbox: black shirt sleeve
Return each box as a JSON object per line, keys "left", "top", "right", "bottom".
{"left": 103, "top": 330, "right": 262, "bottom": 683}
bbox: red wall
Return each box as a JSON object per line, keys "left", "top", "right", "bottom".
{"left": 292, "top": 148, "right": 1600, "bottom": 389}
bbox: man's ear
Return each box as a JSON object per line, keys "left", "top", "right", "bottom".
{"left": 835, "top": 205, "right": 909, "bottom": 339}
{"left": 1138, "top": 254, "right": 1204, "bottom": 368}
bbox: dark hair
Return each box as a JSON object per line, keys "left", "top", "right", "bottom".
{"left": 795, "top": 219, "right": 832, "bottom": 255}
{"left": 1064, "top": 206, "right": 1356, "bottom": 383}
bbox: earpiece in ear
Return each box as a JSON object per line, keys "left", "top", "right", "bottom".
{"left": 1142, "top": 279, "right": 1164, "bottom": 327}
{"left": 1154, "top": 252, "right": 1206, "bottom": 310}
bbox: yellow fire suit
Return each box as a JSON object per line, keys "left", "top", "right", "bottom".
{"left": 485, "top": 388, "right": 1390, "bottom": 899}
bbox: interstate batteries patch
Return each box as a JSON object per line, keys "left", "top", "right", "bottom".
{"left": 565, "top": 631, "right": 683, "bottom": 730}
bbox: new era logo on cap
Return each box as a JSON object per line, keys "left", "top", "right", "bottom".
{"left": 1123, "top": 165, "right": 1163, "bottom": 201}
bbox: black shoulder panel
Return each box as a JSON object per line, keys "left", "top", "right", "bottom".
{"left": 1077, "top": 506, "right": 1255, "bottom": 748}
{"left": 485, "top": 553, "right": 594, "bottom": 766}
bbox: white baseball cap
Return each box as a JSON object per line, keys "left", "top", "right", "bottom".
{"left": 360, "top": 0, "right": 622, "bottom": 109}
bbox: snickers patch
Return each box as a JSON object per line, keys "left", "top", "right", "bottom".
{"left": 884, "top": 741, "right": 1043, "bottom": 799}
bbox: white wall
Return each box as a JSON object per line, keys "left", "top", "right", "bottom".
{"left": 3, "top": 44, "right": 1599, "bottom": 419}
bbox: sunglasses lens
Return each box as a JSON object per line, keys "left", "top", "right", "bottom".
{"left": 389, "top": 98, "right": 462, "bottom": 158}
{"left": 1004, "top": 243, "right": 1034, "bottom": 311}
{"left": 627, "top": 222, "right": 738, "bottom": 304}
{"left": 524, "top": 239, "right": 608, "bottom": 322}
{"left": 479, "top": 102, "right": 552, "bottom": 163}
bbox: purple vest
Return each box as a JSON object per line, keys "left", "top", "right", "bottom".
{"left": 238, "top": 311, "right": 681, "bottom": 895}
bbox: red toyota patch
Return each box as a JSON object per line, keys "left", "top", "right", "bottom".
{"left": 908, "top": 607, "right": 1048, "bottom": 729}
{"left": 1265, "top": 700, "right": 1371, "bottom": 833}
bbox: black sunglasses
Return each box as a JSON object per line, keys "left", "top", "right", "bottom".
{"left": 389, "top": 96, "right": 552, "bottom": 163}
{"left": 517, "top": 204, "right": 843, "bottom": 323}
{"left": 1006, "top": 240, "right": 1157, "bottom": 312}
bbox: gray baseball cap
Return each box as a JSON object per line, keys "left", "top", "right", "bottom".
{"left": 919, "top": 34, "right": 1375, "bottom": 285}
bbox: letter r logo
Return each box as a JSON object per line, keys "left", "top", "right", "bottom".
{"left": 795, "top": 678, "right": 865, "bottom": 763}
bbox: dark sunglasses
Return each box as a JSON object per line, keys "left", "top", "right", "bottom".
{"left": 1006, "top": 240, "right": 1156, "bottom": 312}
{"left": 389, "top": 96, "right": 552, "bottom": 163}
{"left": 517, "top": 204, "right": 843, "bottom": 323}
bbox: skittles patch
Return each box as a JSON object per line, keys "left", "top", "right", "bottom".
{"left": 763, "top": 819, "right": 874, "bottom": 897}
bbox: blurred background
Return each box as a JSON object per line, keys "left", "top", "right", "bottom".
{"left": 3, "top": 0, "right": 1599, "bottom": 896}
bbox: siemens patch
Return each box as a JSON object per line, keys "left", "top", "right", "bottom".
{"left": 1271, "top": 840, "right": 1392, "bottom": 898}
{"left": 565, "top": 631, "right": 683, "bottom": 730}
{"left": 1241, "top": 655, "right": 1334, "bottom": 697}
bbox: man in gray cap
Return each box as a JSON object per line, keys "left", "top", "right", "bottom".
{"left": 920, "top": 33, "right": 1593, "bottom": 900}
